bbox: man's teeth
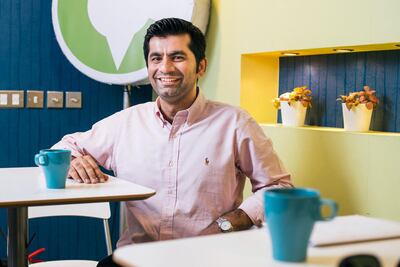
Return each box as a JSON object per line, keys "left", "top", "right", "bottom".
{"left": 160, "top": 78, "right": 178, "bottom": 82}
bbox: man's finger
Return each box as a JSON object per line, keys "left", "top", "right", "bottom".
{"left": 68, "top": 166, "right": 83, "bottom": 183}
{"left": 100, "top": 173, "right": 109, "bottom": 182}
{"left": 80, "top": 157, "right": 100, "bottom": 184}
{"left": 84, "top": 155, "right": 106, "bottom": 182}
{"left": 72, "top": 159, "right": 91, "bottom": 183}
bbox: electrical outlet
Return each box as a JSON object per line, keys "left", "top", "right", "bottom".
{"left": 0, "top": 90, "right": 24, "bottom": 108}
{"left": 47, "top": 91, "right": 64, "bottom": 108}
{"left": 66, "top": 92, "right": 82, "bottom": 108}
{"left": 27, "top": 90, "right": 44, "bottom": 108}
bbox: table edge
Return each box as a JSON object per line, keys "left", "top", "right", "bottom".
{"left": 0, "top": 191, "right": 156, "bottom": 208}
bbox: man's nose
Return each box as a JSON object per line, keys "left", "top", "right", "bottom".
{"left": 159, "top": 58, "right": 174, "bottom": 72}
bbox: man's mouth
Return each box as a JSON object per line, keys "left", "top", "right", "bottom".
{"left": 156, "top": 77, "right": 181, "bottom": 86}
{"left": 159, "top": 77, "right": 179, "bottom": 82}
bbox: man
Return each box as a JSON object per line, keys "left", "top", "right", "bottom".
{"left": 53, "top": 18, "right": 292, "bottom": 266}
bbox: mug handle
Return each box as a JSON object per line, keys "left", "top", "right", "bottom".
{"left": 34, "top": 154, "right": 48, "bottom": 166}
{"left": 318, "top": 198, "right": 338, "bottom": 221}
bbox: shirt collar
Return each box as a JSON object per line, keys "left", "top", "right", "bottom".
{"left": 154, "top": 98, "right": 168, "bottom": 127}
{"left": 153, "top": 88, "right": 207, "bottom": 127}
{"left": 186, "top": 90, "right": 206, "bottom": 126}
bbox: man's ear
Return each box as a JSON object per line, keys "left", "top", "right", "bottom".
{"left": 197, "top": 58, "right": 207, "bottom": 77}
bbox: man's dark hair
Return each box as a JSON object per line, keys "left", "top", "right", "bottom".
{"left": 143, "top": 18, "right": 206, "bottom": 71}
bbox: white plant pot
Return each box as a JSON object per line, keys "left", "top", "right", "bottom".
{"left": 342, "top": 103, "right": 373, "bottom": 132}
{"left": 280, "top": 101, "right": 307, "bottom": 127}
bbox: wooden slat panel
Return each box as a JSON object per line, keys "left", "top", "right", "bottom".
{"left": 0, "top": 0, "right": 152, "bottom": 261}
{"left": 396, "top": 53, "right": 400, "bottom": 130}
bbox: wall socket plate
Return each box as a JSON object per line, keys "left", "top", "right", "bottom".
{"left": 0, "top": 90, "right": 24, "bottom": 108}
{"left": 0, "top": 92, "right": 6, "bottom": 107}
{"left": 27, "top": 90, "right": 44, "bottom": 108}
{"left": 66, "top": 91, "right": 82, "bottom": 108}
{"left": 47, "top": 91, "right": 64, "bottom": 108}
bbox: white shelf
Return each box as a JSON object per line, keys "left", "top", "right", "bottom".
{"left": 260, "top": 123, "right": 400, "bottom": 137}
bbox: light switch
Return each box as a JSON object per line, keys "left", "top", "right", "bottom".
{"left": 66, "top": 91, "right": 82, "bottom": 108}
{"left": 0, "top": 90, "right": 24, "bottom": 108}
{"left": 10, "top": 91, "right": 24, "bottom": 107}
{"left": 12, "top": 94, "right": 20, "bottom": 105}
{"left": 47, "top": 91, "right": 64, "bottom": 108}
{"left": 0, "top": 93, "right": 7, "bottom": 106}
{"left": 27, "top": 90, "right": 44, "bottom": 108}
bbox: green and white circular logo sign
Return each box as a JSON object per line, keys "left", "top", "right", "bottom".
{"left": 52, "top": 0, "right": 210, "bottom": 85}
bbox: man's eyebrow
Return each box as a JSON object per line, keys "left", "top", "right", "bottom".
{"left": 149, "top": 52, "right": 162, "bottom": 58}
{"left": 148, "top": 50, "right": 187, "bottom": 58}
{"left": 167, "top": 51, "right": 187, "bottom": 57}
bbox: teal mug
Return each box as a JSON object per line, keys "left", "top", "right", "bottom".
{"left": 34, "top": 149, "right": 71, "bottom": 189}
{"left": 264, "top": 188, "right": 338, "bottom": 262}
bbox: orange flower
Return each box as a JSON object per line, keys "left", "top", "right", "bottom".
{"left": 273, "top": 86, "right": 312, "bottom": 109}
{"left": 337, "top": 85, "right": 379, "bottom": 110}
{"left": 272, "top": 98, "right": 281, "bottom": 109}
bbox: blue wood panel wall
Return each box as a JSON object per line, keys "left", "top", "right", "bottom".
{"left": 0, "top": 0, "right": 152, "bottom": 261}
{"left": 279, "top": 50, "right": 400, "bottom": 132}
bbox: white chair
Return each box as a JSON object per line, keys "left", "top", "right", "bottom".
{"left": 28, "top": 202, "right": 112, "bottom": 266}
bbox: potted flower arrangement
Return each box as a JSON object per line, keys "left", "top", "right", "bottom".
{"left": 337, "top": 86, "right": 379, "bottom": 131}
{"left": 273, "top": 86, "right": 312, "bottom": 127}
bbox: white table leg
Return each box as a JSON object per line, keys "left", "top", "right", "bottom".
{"left": 7, "top": 207, "right": 28, "bottom": 267}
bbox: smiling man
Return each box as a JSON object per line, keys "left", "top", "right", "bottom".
{"left": 52, "top": 18, "right": 292, "bottom": 267}
{"left": 146, "top": 32, "right": 206, "bottom": 122}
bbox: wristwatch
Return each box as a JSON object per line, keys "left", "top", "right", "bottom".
{"left": 216, "top": 217, "right": 234, "bottom": 233}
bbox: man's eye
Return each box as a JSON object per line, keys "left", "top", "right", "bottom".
{"left": 151, "top": 57, "right": 161, "bottom": 62}
{"left": 173, "top": 56, "right": 185, "bottom": 61}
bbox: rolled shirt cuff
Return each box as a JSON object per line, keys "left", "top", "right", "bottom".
{"left": 238, "top": 194, "right": 265, "bottom": 227}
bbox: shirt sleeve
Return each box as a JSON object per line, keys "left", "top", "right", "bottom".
{"left": 51, "top": 111, "right": 123, "bottom": 170}
{"left": 236, "top": 115, "right": 293, "bottom": 226}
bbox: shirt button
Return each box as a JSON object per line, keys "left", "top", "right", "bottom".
{"left": 169, "top": 161, "right": 173, "bottom": 167}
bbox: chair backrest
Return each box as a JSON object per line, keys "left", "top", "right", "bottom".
{"left": 28, "top": 202, "right": 111, "bottom": 219}
{"left": 28, "top": 202, "right": 113, "bottom": 256}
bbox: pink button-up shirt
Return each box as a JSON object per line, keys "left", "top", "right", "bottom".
{"left": 53, "top": 91, "right": 292, "bottom": 246}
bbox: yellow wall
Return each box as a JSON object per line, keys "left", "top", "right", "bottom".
{"left": 201, "top": 0, "right": 400, "bottom": 105}
{"left": 200, "top": 0, "right": 400, "bottom": 220}
{"left": 240, "top": 55, "right": 278, "bottom": 123}
{"left": 262, "top": 125, "right": 400, "bottom": 220}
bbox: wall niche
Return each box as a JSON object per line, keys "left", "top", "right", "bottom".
{"left": 279, "top": 50, "right": 400, "bottom": 132}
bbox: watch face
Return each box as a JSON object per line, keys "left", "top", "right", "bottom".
{"left": 221, "top": 221, "right": 232, "bottom": 231}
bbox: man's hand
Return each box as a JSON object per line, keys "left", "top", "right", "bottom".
{"left": 198, "top": 221, "right": 220, "bottom": 236}
{"left": 199, "top": 209, "right": 254, "bottom": 236}
{"left": 68, "top": 155, "right": 109, "bottom": 184}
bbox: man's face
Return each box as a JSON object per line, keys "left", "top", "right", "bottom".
{"left": 147, "top": 34, "right": 206, "bottom": 104}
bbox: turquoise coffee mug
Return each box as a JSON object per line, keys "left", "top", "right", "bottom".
{"left": 34, "top": 149, "right": 71, "bottom": 189}
{"left": 264, "top": 188, "right": 338, "bottom": 262}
